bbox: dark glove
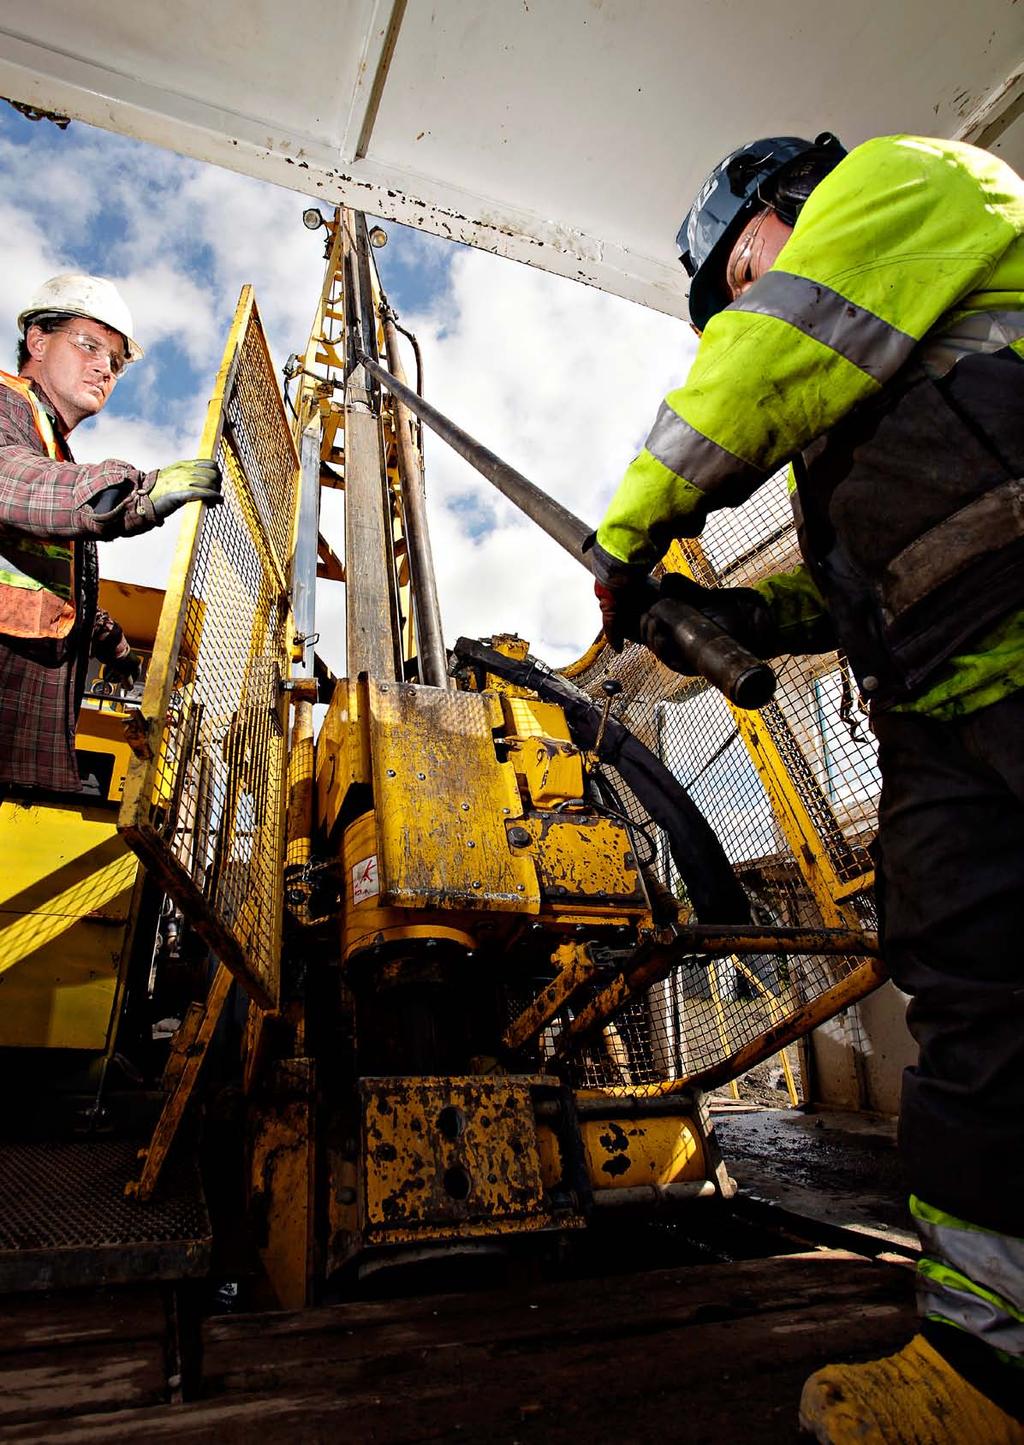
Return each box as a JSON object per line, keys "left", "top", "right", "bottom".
{"left": 146, "top": 460, "right": 224, "bottom": 523}
{"left": 655, "top": 573, "right": 781, "bottom": 665}
{"left": 104, "top": 650, "right": 144, "bottom": 688}
{"left": 585, "top": 535, "right": 652, "bottom": 651}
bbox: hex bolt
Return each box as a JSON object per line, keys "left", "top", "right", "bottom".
{"left": 507, "top": 826, "right": 531, "bottom": 848}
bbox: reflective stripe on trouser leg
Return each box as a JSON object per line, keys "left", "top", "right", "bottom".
{"left": 913, "top": 1196, "right": 1024, "bottom": 1364}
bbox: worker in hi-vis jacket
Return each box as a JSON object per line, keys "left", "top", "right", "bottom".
{"left": 0, "top": 274, "right": 222, "bottom": 795}
{"left": 590, "top": 134, "right": 1024, "bottom": 1441}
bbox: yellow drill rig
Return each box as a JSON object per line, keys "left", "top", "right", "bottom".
{"left": 1, "top": 209, "right": 884, "bottom": 1318}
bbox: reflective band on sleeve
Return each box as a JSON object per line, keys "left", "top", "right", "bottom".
{"left": 916, "top": 308, "right": 1024, "bottom": 379}
{"left": 645, "top": 401, "right": 765, "bottom": 497}
{"left": 730, "top": 271, "right": 917, "bottom": 381}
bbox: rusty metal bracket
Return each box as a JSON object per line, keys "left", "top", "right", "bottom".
{"left": 554, "top": 926, "right": 884, "bottom": 1079}
{"left": 503, "top": 940, "right": 601, "bottom": 1051}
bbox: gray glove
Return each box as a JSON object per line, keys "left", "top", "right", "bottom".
{"left": 148, "top": 460, "right": 223, "bottom": 522}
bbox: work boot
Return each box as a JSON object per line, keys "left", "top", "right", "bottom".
{"left": 799, "top": 1334, "right": 1024, "bottom": 1443}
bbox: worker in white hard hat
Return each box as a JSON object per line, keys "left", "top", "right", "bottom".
{"left": 0, "top": 273, "right": 223, "bottom": 794}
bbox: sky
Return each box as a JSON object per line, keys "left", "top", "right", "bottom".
{"left": 0, "top": 102, "right": 698, "bottom": 675}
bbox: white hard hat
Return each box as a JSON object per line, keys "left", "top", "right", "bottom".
{"left": 18, "top": 274, "right": 144, "bottom": 362}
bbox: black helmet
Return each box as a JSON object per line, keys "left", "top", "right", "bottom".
{"left": 678, "top": 132, "right": 846, "bottom": 331}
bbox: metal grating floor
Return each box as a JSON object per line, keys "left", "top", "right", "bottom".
{"left": 0, "top": 1137, "right": 211, "bottom": 1291}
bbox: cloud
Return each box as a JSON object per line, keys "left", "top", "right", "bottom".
{"left": 1, "top": 106, "right": 699, "bottom": 674}
{"left": 396, "top": 244, "right": 697, "bottom": 662}
{"left": 118, "top": 262, "right": 218, "bottom": 369}
{"left": 0, "top": 201, "right": 71, "bottom": 365}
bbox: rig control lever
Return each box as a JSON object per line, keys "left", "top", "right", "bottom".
{"left": 357, "top": 348, "right": 776, "bottom": 708}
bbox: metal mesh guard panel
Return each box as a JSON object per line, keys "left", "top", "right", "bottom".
{"left": 558, "top": 469, "right": 880, "bottom": 1091}
{"left": 120, "top": 290, "right": 297, "bottom": 1009}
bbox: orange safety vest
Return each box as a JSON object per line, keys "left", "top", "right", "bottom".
{"left": 0, "top": 370, "right": 76, "bottom": 640}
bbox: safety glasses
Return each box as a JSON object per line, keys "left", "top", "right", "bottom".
{"left": 58, "top": 328, "right": 131, "bottom": 378}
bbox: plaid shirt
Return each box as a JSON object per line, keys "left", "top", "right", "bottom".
{"left": 0, "top": 380, "right": 153, "bottom": 792}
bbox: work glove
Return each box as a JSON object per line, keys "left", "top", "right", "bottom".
{"left": 585, "top": 535, "right": 652, "bottom": 651}
{"left": 145, "top": 460, "right": 224, "bottom": 524}
{"left": 104, "top": 650, "right": 144, "bottom": 689}
{"left": 654, "top": 573, "right": 782, "bottom": 668}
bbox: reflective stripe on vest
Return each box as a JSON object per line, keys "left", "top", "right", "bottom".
{"left": 912, "top": 1195, "right": 1024, "bottom": 1362}
{"left": 0, "top": 370, "right": 75, "bottom": 640}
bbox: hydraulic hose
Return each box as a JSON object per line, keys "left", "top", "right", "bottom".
{"left": 453, "top": 638, "right": 751, "bottom": 925}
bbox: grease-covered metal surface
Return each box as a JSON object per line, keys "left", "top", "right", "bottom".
{"left": 359, "top": 1076, "right": 581, "bottom": 1241}
{"left": 368, "top": 680, "right": 539, "bottom": 911}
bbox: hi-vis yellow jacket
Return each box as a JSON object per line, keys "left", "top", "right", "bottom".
{"left": 0, "top": 370, "right": 75, "bottom": 639}
{"left": 596, "top": 135, "right": 1024, "bottom": 716}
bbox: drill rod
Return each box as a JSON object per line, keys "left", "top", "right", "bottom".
{"left": 356, "top": 349, "right": 776, "bottom": 708}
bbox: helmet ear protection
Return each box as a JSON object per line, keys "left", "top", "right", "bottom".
{"left": 761, "top": 132, "right": 846, "bottom": 225}
{"left": 678, "top": 131, "right": 847, "bottom": 330}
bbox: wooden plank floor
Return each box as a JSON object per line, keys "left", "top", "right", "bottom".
{"left": 1, "top": 1249, "right": 916, "bottom": 1443}
{"left": 0, "top": 1286, "right": 169, "bottom": 1430}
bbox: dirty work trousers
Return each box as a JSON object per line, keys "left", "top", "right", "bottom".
{"left": 871, "top": 687, "right": 1024, "bottom": 1236}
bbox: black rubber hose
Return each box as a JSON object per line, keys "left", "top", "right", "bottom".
{"left": 453, "top": 639, "right": 751, "bottom": 925}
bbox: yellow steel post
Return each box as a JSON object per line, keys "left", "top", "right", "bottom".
{"left": 731, "top": 955, "right": 800, "bottom": 1107}
{"left": 708, "top": 963, "right": 740, "bottom": 1100}
{"left": 667, "top": 539, "right": 870, "bottom": 930}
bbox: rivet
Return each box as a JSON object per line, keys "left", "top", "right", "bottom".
{"left": 386, "top": 768, "right": 396, "bottom": 777}
{"left": 467, "top": 840, "right": 476, "bottom": 848}
{"left": 472, "top": 880, "right": 482, "bottom": 889}
{"left": 461, "top": 802, "right": 470, "bottom": 811}
{"left": 417, "top": 771, "right": 426, "bottom": 780}
{"left": 516, "top": 883, "right": 526, "bottom": 892}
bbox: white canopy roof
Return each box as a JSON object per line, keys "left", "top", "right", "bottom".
{"left": 2, "top": 1, "right": 1022, "bottom": 316}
